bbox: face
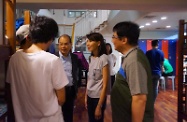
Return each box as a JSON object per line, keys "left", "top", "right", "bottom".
{"left": 86, "top": 39, "right": 100, "bottom": 53}
{"left": 112, "top": 32, "right": 124, "bottom": 53}
{"left": 58, "top": 36, "right": 72, "bottom": 56}
{"left": 106, "top": 45, "right": 111, "bottom": 54}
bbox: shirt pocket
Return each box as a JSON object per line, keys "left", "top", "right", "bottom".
{"left": 93, "top": 69, "right": 102, "bottom": 81}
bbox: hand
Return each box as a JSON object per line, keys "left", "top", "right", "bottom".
{"left": 85, "top": 96, "right": 87, "bottom": 110}
{"left": 95, "top": 105, "right": 102, "bottom": 120}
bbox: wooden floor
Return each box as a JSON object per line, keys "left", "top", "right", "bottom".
{"left": 74, "top": 85, "right": 178, "bottom": 122}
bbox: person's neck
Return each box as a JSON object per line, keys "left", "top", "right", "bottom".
{"left": 20, "top": 43, "right": 31, "bottom": 50}
{"left": 92, "top": 50, "right": 99, "bottom": 57}
{"left": 152, "top": 46, "right": 158, "bottom": 49}
{"left": 122, "top": 45, "right": 137, "bottom": 55}
{"left": 61, "top": 52, "right": 70, "bottom": 57}
{"left": 24, "top": 43, "right": 47, "bottom": 53}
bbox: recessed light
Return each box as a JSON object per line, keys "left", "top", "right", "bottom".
{"left": 166, "top": 25, "right": 171, "bottom": 28}
{"left": 140, "top": 26, "right": 144, "bottom": 28}
{"left": 145, "top": 23, "right": 150, "bottom": 26}
{"left": 152, "top": 20, "right": 157, "bottom": 23}
{"left": 161, "top": 16, "right": 167, "bottom": 20}
{"left": 184, "top": 32, "right": 187, "bottom": 36}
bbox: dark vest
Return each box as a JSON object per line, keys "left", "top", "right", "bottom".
{"left": 55, "top": 52, "right": 81, "bottom": 97}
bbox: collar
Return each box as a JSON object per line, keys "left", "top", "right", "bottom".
{"left": 59, "top": 51, "right": 70, "bottom": 59}
{"left": 123, "top": 46, "right": 138, "bottom": 58}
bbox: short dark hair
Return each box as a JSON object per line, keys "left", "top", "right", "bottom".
{"left": 29, "top": 16, "right": 59, "bottom": 43}
{"left": 58, "top": 34, "right": 72, "bottom": 43}
{"left": 20, "top": 38, "right": 26, "bottom": 46}
{"left": 105, "top": 43, "right": 112, "bottom": 54}
{"left": 113, "top": 21, "right": 140, "bottom": 46}
{"left": 86, "top": 32, "right": 106, "bottom": 57}
{"left": 151, "top": 40, "right": 159, "bottom": 47}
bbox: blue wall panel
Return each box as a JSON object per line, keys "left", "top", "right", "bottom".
{"left": 168, "top": 40, "right": 177, "bottom": 75}
{"left": 138, "top": 40, "right": 147, "bottom": 53}
{"left": 158, "top": 39, "right": 162, "bottom": 50}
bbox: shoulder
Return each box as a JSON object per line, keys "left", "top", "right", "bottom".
{"left": 100, "top": 54, "right": 108, "bottom": 60}
{"left": 100, "top": 54, "right": 109, "bottom": 63}
{"left": 146, "top": 49, "right": 151, "bottom": 54}
{"left": 111, "top": 53, "right": 116, "bottom": 58}
{"left": 9, "top": 51, "right": 21, "bottom": 63}
{"left": 156, "top": 49, "right": 164, "bottom": 57}
{"left": 42, "top": 51, "right": 60, "bottom": 61}
{"left": 71, "top": 53, "right": 78, "bottom": 59}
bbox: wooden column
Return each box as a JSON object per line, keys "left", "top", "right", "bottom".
{"left": 0, "top": 0, "right": 5, "bottom": 45}
{"left": 6, "top": 0, "right": 16, "bottom": 53}
{"left": 24, "top": 10, "right": 31, "bottom": 24}
{"left": 71, "top": 23, "right": 75, "bottom": 46}
{"left": 177, "top": 20, "right": 185, "bottom": 122}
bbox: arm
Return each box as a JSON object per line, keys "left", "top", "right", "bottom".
{"left": 55, "top": 87, "right": 66, "bottom": 106}
{"left": 112, "top": 54, "right": 117, "bottom": 67}
{"left": 97, "top": 64, "right": 109, "bottom": 107}
{"left": 95, "top": 64, "right": 109, "bottom": 119}
{"left": 132, "top": 94, "right": 147, "bottom": 122}
{"left": 85, "top": 89, "right": 88, "bottom": 109}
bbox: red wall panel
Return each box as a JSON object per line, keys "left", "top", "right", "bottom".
{"left": 146, "top": 40, "right": 152, "bottom": 51}
{"left": 161, "top": 40, "right": 168, "bottom": 59}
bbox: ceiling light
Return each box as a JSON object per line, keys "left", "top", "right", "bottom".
{"left": 139, "top": 26, "right": 144, "bottom": 28}
{"left": 152, "top": 20, "right": 157, "bottom": 23}
{"left": 166, "top": 26, "right": 171, "bottom": 28}
{"left": 161, "top": 16, "right": 167, "bottom": 20}
{"left": 184, "top": 32, "right": 187, "bottom": 36}
{"left": 145, "top": 23, "right": 150, "bottom": 26}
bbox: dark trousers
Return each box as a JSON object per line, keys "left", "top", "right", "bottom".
{"left": 111, "top": 75, "right": 115, "bottom": 88}
{"left": 162, "top": 71, "right": 173, "bottom": 76}
{"left": 62, "top": 86, "right": 75, "bottom": 122}
{"left": 152, "top": 75, "right": 160, "bottom": 102}
{"left": 87, "top": 96, "right": 106, "bottom": 122}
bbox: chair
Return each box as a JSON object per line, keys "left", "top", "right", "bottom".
{"left": 166, "top": 76, "right": 175, "bottom": 91}
{"left": 159, "top": 76, "right": 166, "bottom": 91}
{"left": 159, "top": 76, "right": 175, "bottom": 91}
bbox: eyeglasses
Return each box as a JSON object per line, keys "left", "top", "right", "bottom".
{"left": 112, "top": 35, "right": 121, "bottom": 40}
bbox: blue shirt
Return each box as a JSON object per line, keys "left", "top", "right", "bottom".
{"left": 59, "top": 52, "right": 73, "bottom": 86}
{"left": 146, "top": 48, "right": 164, "bottom": 76}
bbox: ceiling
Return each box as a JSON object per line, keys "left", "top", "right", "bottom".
{"left": 16, "top": 0, "right": 187, "bottom": 32}
{"left": 136, "top": 11, "right": 187, "bottom": 31}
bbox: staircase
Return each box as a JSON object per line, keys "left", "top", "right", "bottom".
{"left": 74, "top": 10, "right": 110, "bottom": 37}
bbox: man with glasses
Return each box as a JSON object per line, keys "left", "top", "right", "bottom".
{"left": 110, "top": 21, "right": 154, "bottom": 122}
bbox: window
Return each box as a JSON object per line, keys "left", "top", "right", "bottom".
{"left": 68, "top": 10, "right": 97, "bottom": 18}
{"left": 68, "top": 11, "right": 85, "bottom": 18}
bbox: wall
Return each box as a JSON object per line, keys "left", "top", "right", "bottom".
{"left": 37, "top": 9, "right": 76, "bottom": 44}
{"left": 140, "top": 31, "right": 178, "bottom": 39}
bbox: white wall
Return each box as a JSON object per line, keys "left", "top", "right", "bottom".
{"left": 140, "top": 31, "right": 178, "bottom": 39}
{"left": 37, "top": 9, "right": 76, "bottom": 44}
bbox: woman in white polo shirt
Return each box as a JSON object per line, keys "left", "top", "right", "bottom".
{"left": 85, "top": 32, "right": 109, "bottom": 122}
